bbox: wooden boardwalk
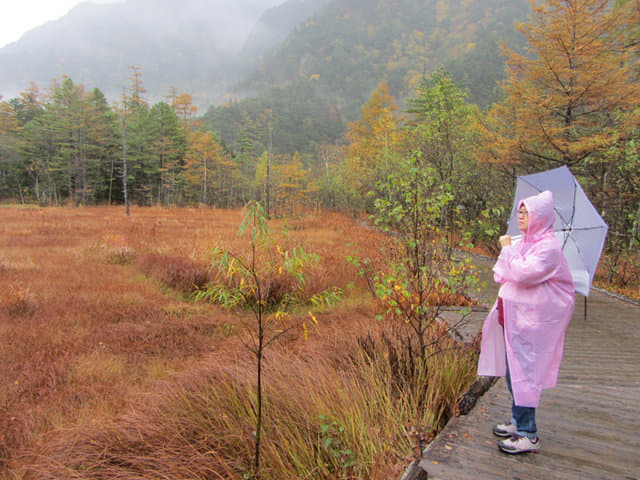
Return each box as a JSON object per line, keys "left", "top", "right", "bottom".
{"left": 418, "top": 257, "right": 640, "bottom": 480}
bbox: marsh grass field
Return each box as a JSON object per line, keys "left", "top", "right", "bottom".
{"left": 0, "top": 206, "right": 478, "bottom": 479}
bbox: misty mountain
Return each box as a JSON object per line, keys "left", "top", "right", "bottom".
{"left": 201, "top": 0, "right": 530, "bottom": 157}
{"left": 0, "top": 0, "right": 530, "bottom": 124}
{"left": 241, "top": 0, "right": 329, "bottom": 64}
{"left": 239, "top": 0, "right": 530, "bottom": 111}
{"left": 0, "top": 0, "right": 297, "bottom": 106}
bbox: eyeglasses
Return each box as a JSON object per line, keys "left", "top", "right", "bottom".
{"left": 518, "top": 210, "right": 528, "bottom": 217}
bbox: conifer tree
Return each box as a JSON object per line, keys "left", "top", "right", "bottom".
{"left": 149, "top": 102, "right": 186, "bottom": 206}
{"left": 172, "top": 92, "right": 198, "bottom": 131}
{"left": 274, "top": 152, "right": 311, "bottom": 215}
{"left": 184, "top": 128, "right": 221, "bottom": 205}
{"left": 406, "top": 69, "right": 495, "bottom": 247}
{"left": 482, "top": 0, "right": 640, "bottom": 173}
{"left": 0, "top": 97, "right": 24, "bottom": 200}
{"left": 343, "top": 81, "right": 402, "bottom": 211}
{"left": 87, "top": 88, "right": 120, "bottom": 204}
{"left": 123, "top": 66, "right": 155, "bottom": 205}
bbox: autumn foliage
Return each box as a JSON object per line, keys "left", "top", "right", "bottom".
{"left": 481, "top": 0, "right": 640, "bottom": 170}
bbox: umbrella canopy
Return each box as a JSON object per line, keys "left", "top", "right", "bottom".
{"left": 506, "top": 166, "right": 608, "bottom": 297}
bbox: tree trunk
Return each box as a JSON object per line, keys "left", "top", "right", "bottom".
{"left": 122, "top": 120, "right": 130, "bottom": 216}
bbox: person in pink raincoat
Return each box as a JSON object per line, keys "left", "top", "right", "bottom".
{"left": 478, "top": 190, "right": 575, "bottom": 454}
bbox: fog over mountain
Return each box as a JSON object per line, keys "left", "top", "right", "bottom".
{"left": 242, "top": 0, "right": 328, "bottom": 64}
{"left": 0, "top": 0, "right": 306, "bottom": 107}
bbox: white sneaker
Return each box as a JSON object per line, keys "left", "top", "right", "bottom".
{"left": 492, "top": 422, "right": 517, "bottom": 437}
{"left": 499, "top": 434, "right": 541, "bottom": 454}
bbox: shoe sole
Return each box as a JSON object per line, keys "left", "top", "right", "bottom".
{"left": 499, "top": 444, "right": 540, "bottom": 454}
{"left": 492, "top": 427, "right": 517, "bottom": 438}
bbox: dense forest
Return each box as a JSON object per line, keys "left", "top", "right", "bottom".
{"left": 238, "top": 0, "right": 529, "bottom": 109}
{"left": 209, "top": 0, "right": 530, "bottom": 154}
{"left": 0, "top": 0, "right": 639, "bottom": 291}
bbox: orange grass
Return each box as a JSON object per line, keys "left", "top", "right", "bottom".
{"left": 0, "top": 206, "right": 476, "bottom": 479}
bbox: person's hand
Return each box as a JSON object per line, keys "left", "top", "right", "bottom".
{"left": 499, "top": 235, "right": 512, "bottom": 248}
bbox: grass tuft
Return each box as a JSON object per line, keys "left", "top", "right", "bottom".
{"left": 2, "top": 283, "right": 36, "bottom": 316}
{"left": 137, "top": 252, "right": 212, "bottom": 294}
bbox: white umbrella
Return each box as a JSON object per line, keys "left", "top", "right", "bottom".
{"left": 506, "top": 165, "right": 608, "bottom": 297}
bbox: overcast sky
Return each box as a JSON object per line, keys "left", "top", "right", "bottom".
{"left": 0, "top": 1, "right": 125, "bottom": 49}
{"left": 0, "top": 0, "right": 285, "bottom": 49}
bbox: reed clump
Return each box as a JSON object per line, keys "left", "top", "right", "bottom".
{"left": 137, "top": 251, "right": 212, "bottom": 294}
{"left": 25, "top": 317, "right": 477, "bottom": 480}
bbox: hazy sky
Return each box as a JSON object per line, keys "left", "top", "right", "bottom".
{"left": 0, "top": 1, "right": 125, "bottom": 49}
{"left": 0, "top": 0, "right": 285, "bottom": 49}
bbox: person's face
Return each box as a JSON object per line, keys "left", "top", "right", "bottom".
{"left": 518, "top": 205, "right": 529, "bottom": 233}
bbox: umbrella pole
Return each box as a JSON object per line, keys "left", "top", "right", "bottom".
{"left": 584, "top": 297, "right": 587, "bottom": 321}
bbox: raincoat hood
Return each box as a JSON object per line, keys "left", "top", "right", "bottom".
{"left": 519, "top": 190, "right": 554, "bottom": 240}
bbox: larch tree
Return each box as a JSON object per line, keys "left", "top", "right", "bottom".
{"left": 211, "top": 146, "right": 240, "bottom": 208}
{"left": 343, "top": 80, "right": 403, "bottom": 211}
{"left": 19, "top": 95, "right": 59, "bottom": 204}
{"left": 617, "top": 0, "right": 640, "bottom": 49}
{"left": 11, "top": 82, "right": 43, "bottom": 127}
{"left": 257, "top": 108, "right": 275, "bottom": 217}
{"left": 172, "top": 92, "right": 198, "bottom": 131}
{"left": 51, "top": 79, "right": 116, "bottom": 206}
{"left": 184, "top": 129, "right": 218, "bottom": 204}
{"left": 482, "top": 0, "right": 640, "bottom": 174}
{"left": 234, "top": 128, "right": 257, "bottom": 203}
{"left": 274, "top": 152, "right": 311, "bottom": 215}
{"left": 316, "top": 142, "right": 345, "bottom": 209}
{"left": 183, "top": 129, "right": 237, "bottom": 207}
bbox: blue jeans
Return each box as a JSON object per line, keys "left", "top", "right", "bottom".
{"left": 505, "top": 355, "right": 537, "bottom": 439}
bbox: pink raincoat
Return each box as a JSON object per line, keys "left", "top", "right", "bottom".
{"left": 478, "top": 190, "right": 575, "bottom": 407}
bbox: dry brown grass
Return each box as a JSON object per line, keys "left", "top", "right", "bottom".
{"left": 0, "top": 205, "right": 477, "bottom": 479}
{"left": 0, "top": 206, "right": 388, "bottom": 475}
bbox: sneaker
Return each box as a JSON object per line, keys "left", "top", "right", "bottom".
{"left": 499, "top": 434, "right": 541, "bottom": 454}
{"left": 492, "top": 422, "right": 517, "bottom": 437}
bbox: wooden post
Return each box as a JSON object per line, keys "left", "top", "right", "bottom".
{"left": 401, "top": 460, "right": 429, "bottom": 480}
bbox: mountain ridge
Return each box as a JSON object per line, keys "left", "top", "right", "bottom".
{"left": 0, "top": 0, "right": 299, "bottom": 106}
